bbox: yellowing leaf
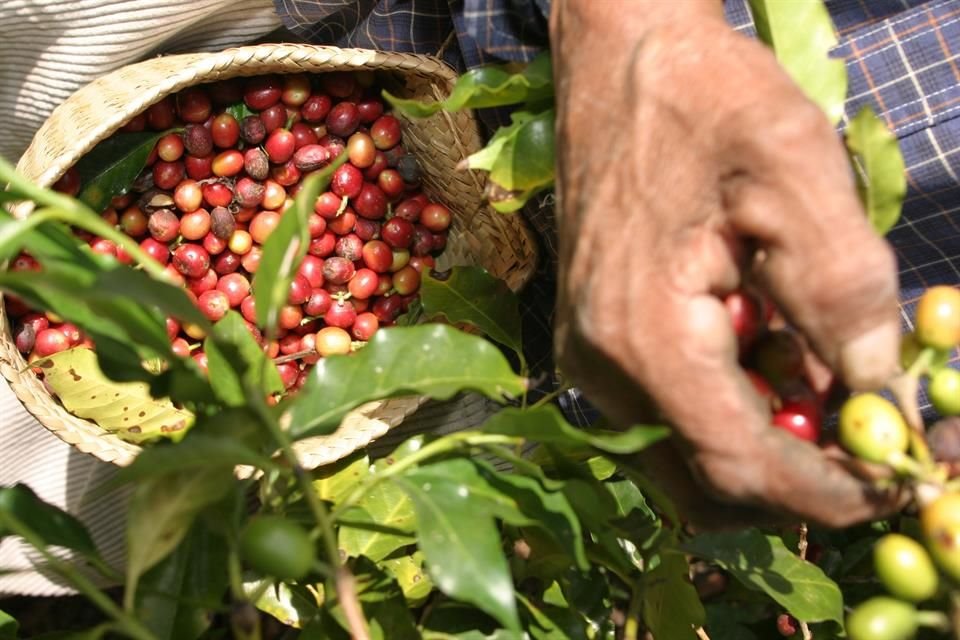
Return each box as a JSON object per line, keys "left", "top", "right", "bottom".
{"left": 39, "top": 348, "right": 193, "bottom": 443}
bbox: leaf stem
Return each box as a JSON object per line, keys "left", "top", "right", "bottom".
{"left": 915, "top": 609, "right": 950, "bottom": 632}
{"left": 330, "top": 432, "right": 521, "bottom": 520}
{"left": 624, "top": 585, "right": 641, "bottom": 640}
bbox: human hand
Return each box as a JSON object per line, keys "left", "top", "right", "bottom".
{"left": 549, "top": 0, "right": 904, "bottom": 528}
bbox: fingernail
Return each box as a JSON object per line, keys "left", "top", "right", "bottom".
{"left": 839, "top": 322, "right": 900, "bottom": 391}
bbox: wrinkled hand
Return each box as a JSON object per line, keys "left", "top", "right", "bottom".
{"left": 550, "top": 1, "right": 904, "bottom": 528}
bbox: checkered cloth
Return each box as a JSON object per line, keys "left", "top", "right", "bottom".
{"left": 275, "top": 0, "right": 960, "bottom": 420}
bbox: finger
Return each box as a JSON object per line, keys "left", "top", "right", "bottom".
{"left": 631, "top": 285, "right": 904, "bottom": 527}
{"left": 722, "top": 95, "right": 900, "bottom": 390}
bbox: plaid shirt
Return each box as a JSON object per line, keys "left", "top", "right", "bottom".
{"left": 275, "top": 0, "right": 960, "bottom": 422}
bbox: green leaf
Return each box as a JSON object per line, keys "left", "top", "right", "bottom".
{"left": 419, "top": 267, "right": 522, "bottom": 356}
{"left": 225, "top": 103, "right": 256, "bottom": 121}
{"left": 681, "top": 528, "right": 843, "bottom": 624}
{"left": 381, "top": 553, "right": 433, "bottom": 607}
{"left": 245, "top": 580, "right": 320, "bottom": 629}
{"left": 421, "top": 602, "right": 502, "bottom": 637}
{"left": 395, "top": 474, "right": 520, "bottom": 630}
{"left": 383, "top": 52, "right": 553, "bottom": 117}
{"left": 75, "top": 131, "right": 169, "bottom": 212}
{"left": 136, "top": 519, "right": 229, "bottom": 640}
{"left": 845, "top": 106, "right": 906, "bottom": 236}
{"left": 337, "top": 482, "right": 415, "bottom": 562}
{"left": 328, "top": 557, "right": 420, "bottom": 640}
{"left": 96, "top": 266, "right": 210, "bottom": 330}
{"left": 125, "top": 466, "right": 234, "bottom": 609}
{"left": 483, "top": 405, "right": 668, "bottom": 454}
{"left": 312, "top": 453, "right": 370, "bottom": 503}
{"left": 254, "top": 154, "right": 345, "bottom": 336}
{"left": 464, "top": 110, "right": 555, "bottom": 213}
{"left": 113, "top": 433, "right": 278, "bottom": 486}
{"left": 0, "top": 484, "right": 97, "bottom": 554}
{"left": 283, "top": 325, "right": 524, "bottom": 439}
{"left": 747, "top": 0, "right": 847, "bottom": 124}
{"left": 204, "top": 311, "right": 284, "bottom": 406}
{"left": 473, "top": 460, "right": 587, "bottom": 570}
{"left": 704, "top": 603, "right": 764, "bottom": 640}
{"left": 39, "top": 348, "right": 193, "bottom": 443}
{"left": 642, "top": 548, "right": 705, "bottom": 640}
{"left": 518, "top": 593, "right": 588, "bottom": 640}
{"left": 0, "top": 611, "right": 16, "bottom": 640}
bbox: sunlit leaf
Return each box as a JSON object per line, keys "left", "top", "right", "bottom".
{"left": 420, "top": 267, "right": 522, "bottom": 356}
{"left": 383, "top": 52, "right": 553, "bottom": 117}
{"left": 395, "top": 473, "right": 520, "bottom": 630}
{"left": 327, "top": 557, "right": 419, "bottom": 640}
{"left": 747, "top": 0, "right": 847, "bottom": 124}
{"left": 245, "top": 579, "right": 320, "bottom": 629}
{"left": 283, "top": 325, "right": 524, "bottom": 439}
{"left": 337, "top": 481, "right": 415, "bottom": 562}
{"left": 381, "top": 553, "right": 433, "bottom": 607}
{"left": 483, "top": 405, "right": 669, "bottom": 454}
{"left": 463, "top": 110, "right": 555, "bottom": 213}
{"left": 682, "top": 528, "right": 843, "bottom": 624}
{"left": 39, "top": 348, "right": 193, "bottom": 443}
{"left": 845, "top": 106, "right": 906, "bottom": 236}
{"left": 312, "top": 453, "right": 370, "bottom": 503}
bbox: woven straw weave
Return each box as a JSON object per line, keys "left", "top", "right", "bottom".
{"left": 1, "top": 43, "right": 539, "bottom": 468}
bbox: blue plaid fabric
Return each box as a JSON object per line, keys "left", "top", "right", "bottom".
{"left": 274, "top": 0, "right": 960, "bottom": 421}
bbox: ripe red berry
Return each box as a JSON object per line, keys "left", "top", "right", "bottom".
{"left": 188, "top": 268, "right": 219, "bottom": 296}
{"left": 381, "top": 217, "right": 414, "bottom": 249}
{"left": 322, "top": 257, "right": 356, "bottom": 285}
{"left": 288, "top": 274, "right": 312, "bottom": 305}
{"left": 331, "top": 164, "right": 364, "bottom": 199}
{"left": 148, "top": 209, "right": 180, "bottom": 243}
{"left": 183, "top": 124, "right": 213, "bottom": 157}
{"left": 326, "top": 102, "right": 360, "bottom": 138}
{"left": 324, "top": 298, "right": 357, "bottom": 329}
{"left": 352, "top": 312, "right": 379, "bottom": 341}
{"left": 212, "top": 150, "right": 244, "bottom": 178}
{"left": 420, "top": 203, "right": 451, "bottom": 232}
{"left": 174, "top": 180, "right": 204, "bottom": 213}
{"left": 281, "top": 74, "right": 311, "bottom": 107}
{"left": 156, "top": 133, "right": 185, "bottom": 162}
{"left": 244, "top": 75, "right": 283, "bottom": 110}
{"left": 35, "top": 328, "right": 70, "bottom": 357}
{"left": 140, "top": 237, "right": 170, "bottom": 264}
{"left": 298, "top": 255, "right": 325, "bottom": 288}
{"left": 53, "top": 166, "right": 81, "bottom": 196}
{"left": 173, "top": 244, "right": 211, "bottom": 279}
{"left": 335, "top": 234, "right": 363, "bottom": 261}
{"left": 210, "top": 113, "right": 241, "bottom": 148}
{"left": 153, "top": 160, "right": 185, "bottom": 190}
{"left": 392, "top": 265, "right": 421, "bottom": 295}
{"left": 356, "top": 98, "right": 384, "bottom": 124}
{"left": 301, "top": 94, "right": 332, "bottom": 122}
{"left": 265, "top": 128, "right": 296, "bottom": 164}
{"left": 304, "top": 289, "right": 332, "bottom": 316}
{"left": 370, "top": 115, "right": 402, "bottom": 150}
{"left": 348, "top": 269, "right": 379, "bottom": 299}
{"left": 250, "top": 211, "right": 281, "bottom": 245}
{"left": 177, "top": 87, "right": 212, "bottom": 123}
{"left": 198, "top": 290, "right": 230, "bottom": 322}
{"left": 354, "top": 183, "right": 387, "bottom": 220}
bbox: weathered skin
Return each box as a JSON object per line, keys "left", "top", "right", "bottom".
{"left": 550, "top": 0, "right": 903, "bottom": 527}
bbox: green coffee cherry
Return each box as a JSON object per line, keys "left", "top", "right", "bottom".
{"left": 838, "top": 393, "right": 909, "bottom": 464}
{"left": 921, "top": 493, "right": 960, "bottom": 583}
{"left": 874, "top": 533, "right": 938, "bottom": 602}
{"left": 846, "top": 597, "right": 917, "bottom": 640}
{"left": 929, "top": 368, "right": 960, "bottom": 417}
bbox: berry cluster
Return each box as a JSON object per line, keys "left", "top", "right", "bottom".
{"left": 7, "top": 72, "right": 452, "bottom": 393}
{"left": 723, "top": 289, "right": 827, "bottom": 442}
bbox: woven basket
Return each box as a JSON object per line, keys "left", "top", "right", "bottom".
{"left": 1, "top": 44, "right": 539, "bottom": 469}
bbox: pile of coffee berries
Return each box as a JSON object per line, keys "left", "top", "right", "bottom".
{"left": 723, "top": 288, "right": 827, "bottom": 443}
{"left": 7, "top": 71, "right": 452, "bottom": 394}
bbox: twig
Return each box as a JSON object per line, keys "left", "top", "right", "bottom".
{"left": 273, "top": 348, "right": 316, "bottom": 365}
{"left": 336, "top": 566, "right": 370, "bottom": 640}
{"left": 696, "top": 628, "right": 711, "bottom": 640}
{"left": 797, "top": 522, "right": 813, "bottom": 640}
